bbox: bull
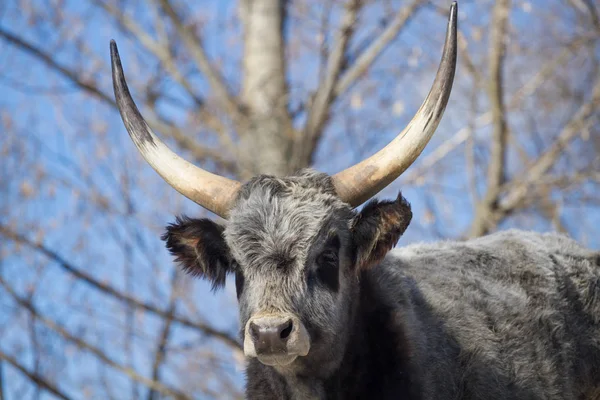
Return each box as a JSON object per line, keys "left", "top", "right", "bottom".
{"left": 109, "top": 3, "right": 600, "bottom": 399}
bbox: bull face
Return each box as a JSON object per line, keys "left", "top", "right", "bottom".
{"left": 162, "top": 170, "right": 412, "bottom": 371}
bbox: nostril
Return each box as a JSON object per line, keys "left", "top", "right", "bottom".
{"left": 279, "top": 319, "right": 293, "bottom": 340}
{"left": 249, "top": 322, "right": 260, "bottom": 340}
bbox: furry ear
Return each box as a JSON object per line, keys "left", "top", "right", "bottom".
{"left": 162, "top": 216, "right": 232, "bottom": 290}
{"left": 351, "top": 193, "right": 412, "bottom": 270}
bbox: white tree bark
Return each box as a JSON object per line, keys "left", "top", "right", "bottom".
{"left": 239, "top": 0, "right": 295, "bottom": 177}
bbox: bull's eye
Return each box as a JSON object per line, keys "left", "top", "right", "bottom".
{"left": 235, "top": 269, "right": 245, "bottom": 299}
{"left": 315, "top": 235, "right": 340, "bottom": 292}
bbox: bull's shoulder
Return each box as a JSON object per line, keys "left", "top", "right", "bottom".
{"left": 382, "top": 229, "right": 600, "bottom": 328}
{"left": 374, "top": 230, "right": 600, "bottom": 398}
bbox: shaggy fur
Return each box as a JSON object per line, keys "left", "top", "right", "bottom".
{"left": 162, "top": 169, "right": 600, "bottom": 399}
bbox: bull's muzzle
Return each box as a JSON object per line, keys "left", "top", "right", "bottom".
{"left": 243, "top": 313, "right": 310, "bottom": 366}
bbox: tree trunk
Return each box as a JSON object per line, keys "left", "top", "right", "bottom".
{"left": 239, "top": 0, "right": 297, "bottom": 177}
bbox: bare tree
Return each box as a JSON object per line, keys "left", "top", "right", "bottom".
{"left": 0, "top": 0, "right": 598, "bottom": 398}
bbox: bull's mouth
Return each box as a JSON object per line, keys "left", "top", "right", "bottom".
{"left": 256, "top": 354, "right": 299, "bottom": 366}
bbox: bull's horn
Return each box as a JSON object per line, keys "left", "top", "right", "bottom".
{"left": 110, "top": 40, "right": 240, "bottom": 218}
{"left": 332, "top": 2, "right": 458, "bottom": 207}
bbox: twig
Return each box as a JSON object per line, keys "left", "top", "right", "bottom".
{"left": 147, "top": 270, "right": 179, "bottom": 400}
{"left": 468, "top": 0, "right": 511, "bottom": 237}
{"left": 156, "top": 0, "right": 245, "bottom": 125}
{"left": 0, "top": 277, "right": 192, "bottom": 400}
{"left": 0, "top": 225, "right": 241, "bottom": 350}
{"left": 333, "top": 0, "right": 423, "bottom": 97}
{"left": 0, "top": 350, "right": 72, "bottom": 400}
{"left": 301, "top": 0, "right": 363, "bottom": 166}
{"left": 0, "top": 26, "right": 235, "bottom": 170}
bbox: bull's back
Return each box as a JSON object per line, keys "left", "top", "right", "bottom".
{"left": 383, "top": 230, "right": 600, "bottom": 400}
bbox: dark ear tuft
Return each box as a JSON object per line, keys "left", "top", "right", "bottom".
{"left": 351, "top": 193, "right": 412, "bottom": 270}
{"left": 161, "top": 216, "right": 232, "bottom": 291}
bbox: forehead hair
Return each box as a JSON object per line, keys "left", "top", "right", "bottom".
{"left": 224, "top": 170, "right": 352, "bottom": 274}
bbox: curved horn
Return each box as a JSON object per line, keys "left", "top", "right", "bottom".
{"left": 110, "top": 40, "right": 240, "bottom": 218}
{"left": 333, "top": 2, "right": 458, "bottom": 207}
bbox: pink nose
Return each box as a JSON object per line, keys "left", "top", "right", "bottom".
{"left": 249, "top": 319, "right": 293, "bottom": 355}
{"left": 243, "top": 314, "right": 310, "bottom": 360}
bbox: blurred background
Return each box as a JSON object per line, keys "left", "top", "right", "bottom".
{"left": 0, "top": 0, "right": 599, "bottom": 398}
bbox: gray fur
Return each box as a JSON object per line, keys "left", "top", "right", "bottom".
{"left": 225, "top": 171, "right": 357, "bottom": 379}
{"left": 384, "top": 230, "right": 600, "bottom": 399}
{"left": 164, "top": 169, "right": 600, "bottom": 399}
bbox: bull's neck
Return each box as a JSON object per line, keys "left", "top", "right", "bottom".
{"left": 287, "top": 270, "right": 420, "bottom": 399}
{"left": 283, "top": 270, "right": 411, "bottom": 399}
{"left": 257, "top": 269, "right": 419, "bottom": 399}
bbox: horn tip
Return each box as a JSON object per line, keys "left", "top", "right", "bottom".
{"left": 447, "top": 2, "right": 458, "bottom": 40}
{"left": 110, "top": 40, "right": 118, "bottom": 58}
{"left": 450, "top": 2, "right": 457, "bottom": 20}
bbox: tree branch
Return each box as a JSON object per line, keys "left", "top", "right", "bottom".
{"left": 0, "top": 26, "right": 235, "bottom": 170}
{"left": 147, "top": 270, "right": 179, "bottom": 400}
{"left": 0, "top": 27, "right": 114, "bottom": 105}
{"left": 0, "top": 225, "right": 241, "bottom": 350}
{"left": 401, "top": 37, "right": 583, "bottom": 186}
{"left": 469, "top": 0, "right": 511, "bottom": 238}
{"left": 156, "top": 0, "right": 245, "bottom": 125}
{"left": 569, "top": 0, "right": 600, "bottom": 31}
{"left": 95, "top": 0, "right": 238, "bottom": 156}
{"left": 401, "top": 112, "right": 493, "bottom": 185}
{"left": 95, "top": 0, "right": 203, "bottom": 106}
{"left": 0, "top": 277, "right": 191, "bottom": 400}
{"left": 499, "top": 78, "right": 600, "bottom": 211}
{"left": 469, "top": 76, "right": 600, "bottom": 231}
{"left": 0, "top": 351, "right": 71, "bottom": 400}
{"left": 300, "top": 0, "right": 362, "bottom": 166}
{"left": 333, "top": 0, "right": 423, "bottom": 97}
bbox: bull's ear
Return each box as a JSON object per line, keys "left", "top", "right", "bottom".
{"left": 351, "top": 193, "right": 412, "bottom": 270}
{"left": 162, "top": 216, "right": 232, "bottom": 290}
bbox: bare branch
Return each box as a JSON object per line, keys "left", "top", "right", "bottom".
{"left": 95, "top": 0, "right": 238, "bottom": 156}
{"left": 147, "top": 270, "right": 179, "bottom": 400}
{"left": 568, "top": 0, "right": 600, "bottom": 31}
{"left": 300, "top": 0, "right": 362, "bottom": 166}
{"left": 156, "top": 0, "right": 245, "bottom": 124}
{"left": 499, "top": 79, "right": 600, "bottom": 211}
{"left": 401, "top": 112, "right": 493, "bottom": 185}
{"left": 402, "top": 36, "right": 584, "bottom": 187}
{"left": 0, "top": 277, "right": 192, "bottom": 400}
{"left": 145, "top": 113, "right": 238, "bottom": 171}
{"left": 0, "top": 26, "right": 234, "bottom": 170}
{"left": 10, "top": 282, "right": 165, "bottom": 395}
{"left": 333, "top": 0, "right": 423, "bottom": 97}
{"left": 0, "top": 226, "right": 241, "bottom": 350}
{"left": 457, "top": 31, "right": 484, "bottom": 87}
{"left": 469, "top": 0, "right": 511, "bottom": 238}
{"left": 95, "top": 0, "right": 204, "bottom": 106}
{"left": 465, "top": 77, "right": 600, "bottom": 231}
{"left": 0, "top": 351, "right": 71, "bottom": 400}
{"left": 0, "top": 27, "right": 114, "bottom": 105}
